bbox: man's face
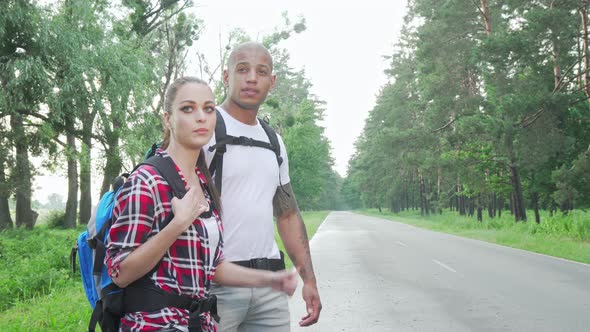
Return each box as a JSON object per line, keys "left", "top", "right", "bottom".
{"left": 224, "top": 46, "right": 276, "bottom": 111}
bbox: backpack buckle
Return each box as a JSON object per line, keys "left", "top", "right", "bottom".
{"left": 238, "top": 136, "right": 253, "bottom": 146}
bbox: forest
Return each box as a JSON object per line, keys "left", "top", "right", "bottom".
{"left": 344, "top": 0, "right": 590, "bottom": 224}
{"left": 0, "top": 0, "right": 341, "bottom": 231}
{"left": 3, "top": 0, "right": 590, "bottom": 230}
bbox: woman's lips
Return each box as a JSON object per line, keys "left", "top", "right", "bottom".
{"left": 194, "top": 128, "right": 209, "bottom": 135}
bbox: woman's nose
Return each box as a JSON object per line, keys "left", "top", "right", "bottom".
{"left": 195, "top": 108, "right": 206, "bottom": 121}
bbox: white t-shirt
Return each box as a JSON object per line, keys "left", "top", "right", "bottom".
{"left": 204, "top": 107, "right": 290, "bottom": 262}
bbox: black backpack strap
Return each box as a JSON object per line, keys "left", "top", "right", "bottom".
{"left": 259, "top": 118, "right": 283, "bottom": 166}
{"left": 124, "top": 277, "right": 220, "bottom": 329}
{"left": 259, "top": 118, "right": 290, "bottom": 196}
{"left": 142, "top": 155, "right": 187, "bottom": 199}
{"left": 208, "top": 109, "right": 227, "bottom": 195}
{"left": 207, "top": 110, "right": 284, "bottom": 195}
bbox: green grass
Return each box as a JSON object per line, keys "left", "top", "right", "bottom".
{"left": 0, "top": 280, "right": 92, "bottom": 331}
{"left": 0, "top": 210, "right": 330, "bottom": 330}
{"left": 360, "top": 209, "right": 590, "bottom": 265}
{"left": 275, "top": 210, "right": 330, "bottom": 269}
{"left": 0, "top": 227, "right": 82, "bottom": 311}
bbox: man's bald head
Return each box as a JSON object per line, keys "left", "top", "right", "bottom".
{"left": 227, "top": 42, "right": 273, "bottom": 72}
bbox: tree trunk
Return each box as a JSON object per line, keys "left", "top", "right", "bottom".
{"left": 477, "top": 193, "right": 483, "bottom": 222}
{"left": 551, "top": 19, "right": 562, "bottom": 90}
{"left": 418, "top": 169, "right": 428, "bottom": 216}
{"left": 437, "top": 169, "right": 442, "bottom": 214}
{"left": 580, "top": 5, "right": 590, "bottom": 105}
{"left": 78, "top": 134, "right": 92, "bottom": 225}
{"left": 480, "top": 0, "right": 492, "bottom": 35}
{"left": 488, "top": 193, "right": 495, "bottom": 218}
{"left": 531, "top": 191, "right": 541, "bottom": 224}
{"left": 509, "top": 164, "right": 526, "bottom": 222}
{"left": 410, "top": 172, "right": 416, "bottom": 210}
{"left": 11, "top": 113, "right": 35, "bottom": 229}
{"left": 579, "top": 17, "right": 583, "bottom": 87}
{"left": 552, "top": 44, "right": 562, "bottom": 90}
{"left": 100, "top": 142, "right": 122, "bottom": 196}
{"left": 100, "top": 111, "right": 122, "bottom": 196}
{"left": 0, "top": 157, "right": 12, "bottom": 230}
{"left": 426, "top": 176, "right": 431, "bottom": 215}
{"left": 510, "top": 192, "right": 515, "bottom": 216}
{"left": 404, "top": 176, "right": 409, "bottom": 211}
{"left": 458, "top": 183, "right": 466, "bottom": 216}
{"left": 64, "top": 130, "right": 78, "bottom": 228}
{"left": 498, "top": 194, "right": 503, "bottom": 218}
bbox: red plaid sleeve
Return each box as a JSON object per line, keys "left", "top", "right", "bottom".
{"left": 106, "top": 166, "right": 157, "bottom": 278}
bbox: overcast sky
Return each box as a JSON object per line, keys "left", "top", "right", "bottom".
{"left": 34, "top": 0, "right": 408, "bottom": 203}
{"left": 187, "top": 0, "right": 408, "bottom": 176}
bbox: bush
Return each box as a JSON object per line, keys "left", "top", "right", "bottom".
{"left": 45, "top": 210, "right": 67, "bottom": 229}
{"left": 0, "top": 227, "right": 81, "bottom": 311}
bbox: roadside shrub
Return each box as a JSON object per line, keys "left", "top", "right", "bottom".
{"left": 0, "top": 227, "right": 80, "bottom": 311}
{"left": 45, "top": 210, "right": 67, "bottom": 229}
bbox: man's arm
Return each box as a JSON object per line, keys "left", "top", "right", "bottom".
{"left": 274, "top": 183, "right": 322, "bottom": 326}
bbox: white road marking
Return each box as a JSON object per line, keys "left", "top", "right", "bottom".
{"left": 396, "top": 241, "right": 408, "bottom": 247}
{"left": 433, "top": 259, "right": 457, "bottom": 273}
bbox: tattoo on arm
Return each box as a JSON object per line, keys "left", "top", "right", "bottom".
{"left": 273, "top": 183, "right": 299, "bottom": 218}
{"left": 273, "top": 183, "right": 316, "bottom": 282}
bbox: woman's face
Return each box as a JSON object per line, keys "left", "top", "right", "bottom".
{"left": 165, "top": 82, "right": 216, "bottom": 150}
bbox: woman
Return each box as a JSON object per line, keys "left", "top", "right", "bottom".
{"left": 106, "top": 77, "right": 296, "bottom": 332}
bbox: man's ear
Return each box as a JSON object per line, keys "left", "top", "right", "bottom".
{"left": 270, "top": 74, "right": 277, "bottom": 90}
{"left": 223, "top": 69, "right": 229, "bottom": 86}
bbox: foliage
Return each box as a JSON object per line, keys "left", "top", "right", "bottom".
{"left": 0, "top": 227, "right": 80, "bottom": 311}
{"left": 0, "top": 211, "right": 327, "bottom": 328}
{"left": 45, "top": 210, "right": 67, "bottom": 229}
{"left": 347, "top": 0, "right": 590, "bottom": 222}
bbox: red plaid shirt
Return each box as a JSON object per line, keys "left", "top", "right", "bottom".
{"left": 106, "top": 151, "right": 223, "bottom": 332}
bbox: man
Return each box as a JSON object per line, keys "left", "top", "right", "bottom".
{"left": 205, "top": 42, "right": 322, "bottom": 331}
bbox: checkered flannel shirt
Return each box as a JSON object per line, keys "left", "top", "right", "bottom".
{"left": 106, "top": 151, "right": 223, "bottom": 332}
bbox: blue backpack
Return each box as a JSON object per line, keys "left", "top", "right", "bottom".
{"left": 71, "top": 154, "right": 219, "bottom": 332}
{"left": 77, "top": 188, "right": 122, "bottom": 308}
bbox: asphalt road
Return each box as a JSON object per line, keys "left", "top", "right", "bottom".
{"left": 289, "top": 211, "right": 590, "bottom": 332}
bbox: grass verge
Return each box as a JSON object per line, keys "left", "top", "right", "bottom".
{"left": 0, "top": 280, "right": 91, "bottom": 331}
{"left": 359, "top": 209, "right": 590, "bottom": 265}
{"left": 275, "top": 210, "right": 330, "bottom": 269}
{"left": 0, "top": 211, "right": 330, "bottom": 330}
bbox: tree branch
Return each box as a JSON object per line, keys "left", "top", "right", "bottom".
{"left": 431, "top": 112, "right": 477, "bottom": 133}
{"left": 472, "top": 0, "right": 486, "bottom": 19}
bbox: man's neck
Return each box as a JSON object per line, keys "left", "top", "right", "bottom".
{"left": 220, "top": 99, "right": 259, "bottom": 125}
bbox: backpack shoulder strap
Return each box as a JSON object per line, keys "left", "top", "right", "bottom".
{"left": 208, "top": 109, "right": 227, "bottom": 194}
{"left": 259, "top": 118, "right": 283, "bottom": 166}
{"left": 141, "top": 155, "right": 187, "bottom": 199}
{"left": 206, "top": 110, "right": 284, "bottom": 194}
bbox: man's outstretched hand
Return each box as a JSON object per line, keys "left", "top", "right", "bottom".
{"left": 299, "top": 281, "right": 322, "bottom": 326}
